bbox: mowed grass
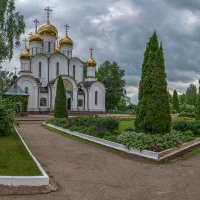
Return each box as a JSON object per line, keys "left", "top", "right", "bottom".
{"left": 119, "top": 120, "right": 135, "bottom": 132}
{"left": 0, "top": 129, "right": 41, "bottom": 176}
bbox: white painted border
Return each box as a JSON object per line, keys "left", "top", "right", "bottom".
{"left": 44, "top": 123, "right": 200, "bottom": 161}
{"left": 44, "top": 123, "right": 159, "bottom": 160}
{"left": 0, "top": 127, "right": 49, "bottom": 186}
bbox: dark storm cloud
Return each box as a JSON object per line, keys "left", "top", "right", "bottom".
{"left": 2, "top": 0, "right": 200, "bottom": 103}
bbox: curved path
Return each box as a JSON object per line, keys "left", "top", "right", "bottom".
{"left": 2, "top": 121, "right": 200, "bottom": 200}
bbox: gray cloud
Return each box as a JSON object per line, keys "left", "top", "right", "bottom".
{"left": 2, "top": 0, "right": 200, "bottom": 103}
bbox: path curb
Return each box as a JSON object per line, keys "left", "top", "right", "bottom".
{"left": 0, "top": 128, "right": 49, "bottom": 186}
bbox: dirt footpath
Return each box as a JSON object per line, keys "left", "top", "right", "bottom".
{"left": 1, "top": 122, "right": 200, "bottom": 200}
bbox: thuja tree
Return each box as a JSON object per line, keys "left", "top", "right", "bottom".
{"left": 54, "top": 76, "right": 68, "bottom": 118}
{"left": 196, "top": 80, "right": 200, "bottom": 120}
{"left": 0, "top": 0, "right": 25, "bottom": 62}
{"left": 173, "top": 90, "right": 179, "bottom": 113}
{"left": 135, "top": 31, "right": 171, "bottom": 134}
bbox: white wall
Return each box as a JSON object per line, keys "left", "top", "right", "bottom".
{"left": 69, "top": 58, "right": 84, "bottom": 83}
{"left": 17, "top": 76, "right": 39, "bottom": 111}
{"left": 29, "top": 42, "right": 42, "bottom": 56}
{"left": 49, "top": 54, "right": 68, "bottom": 81}
{"left": 60, "top": 46, "right": 73, "bottom": 58}
{"left": 42, "top": 36, "right": 56, "bottom": 54}
{"left": 88, "top": 82, "right": 105, "bottom": 111}
{"left": 31, "top": 55, "right": 48, "bottom": 86}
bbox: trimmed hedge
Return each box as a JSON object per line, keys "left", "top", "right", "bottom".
{"left": 0, "top": 99, "right": 16, "bottom": 136}
{"left": 69, "top": 115, "right": 119, "bottom": 131}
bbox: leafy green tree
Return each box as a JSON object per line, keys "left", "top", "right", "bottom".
{"left": 135, "top": 31, "right": 171, "bottom": 134}
{"left": 0, "top": 0, "right": 25, "bottom": 62}
{"left": 172, "top": 90, "right": 179, "bottom": 113}
{"left": 185, "top": 84, "right": 197, "bottom": 106}
{"left": 54, "top": 76, "right": 68, "bottom": 118}
{"left": 0, "top": 69, "right": 13, "bottom": 95}
{"left": 196, "top": 80, "right": 200, "bottom": 119}
{"left": 179, "top": 93, "right": 186, "bottom": 105}
{"left": 96, "top": 61, "right": 125, "bottom": 111}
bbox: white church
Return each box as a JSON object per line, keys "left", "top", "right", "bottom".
{"left": 15, "top": 7, "right": 105, "bottom": 113}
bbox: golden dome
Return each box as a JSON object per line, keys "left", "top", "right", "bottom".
{"left": 20, "top": 47, "right": 30, "bottom": 60}
{"left": 87, "top": 47, "right": 96, "bottom": 67}
{"left": 87, "top": 57, "right": 96, "bottom": 67}
{"left": 29, "top": 33, "right": 43, "bottom": 43}
{"left": 38, "top": 21, "right": 58, "bottom": 36}
{"left": 59, "top": 35, "right": 73, "bottom": 47}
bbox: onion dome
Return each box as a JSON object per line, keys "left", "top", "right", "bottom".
{"left": 38, "top": 21, "right": 58, "bottom": 37}
{"left": 59, "top": 24, "right": 73, "bottom": 47}
{"left": 20, "top": 47, "right": 30, "bottom": 60}
{"left": 59, "top": 35, "right": 73, "bottom": 47}
{"left": 29, "top": 33, "right": 43, "bottom": 43}
{"left": 87, "top": 47, "right": 96, "bottom": 67}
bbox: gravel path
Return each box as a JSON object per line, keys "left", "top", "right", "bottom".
{"left": 1, "top": 122, "right": 200, "bottom": 200}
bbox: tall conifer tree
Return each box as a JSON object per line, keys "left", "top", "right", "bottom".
{"left": 135, "top": 32, "right": 171, "bottom": 134}
{"left": 54, "top": 76, "right": 68, "bottom": 118}
{"left": 173, "top": 90, "right": 179, "bottom": 113}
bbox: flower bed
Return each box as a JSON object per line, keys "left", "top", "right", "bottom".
{"left": 46, "top": 116, "right": 199, "bottom": 152}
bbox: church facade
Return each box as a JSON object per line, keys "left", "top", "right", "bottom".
{"left": 16, "top": 7, "right": 105, "bottom": 113}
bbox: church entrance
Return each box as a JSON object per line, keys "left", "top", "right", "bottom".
{"left": 68, "top": 98, "right": 71, "bottom": 110}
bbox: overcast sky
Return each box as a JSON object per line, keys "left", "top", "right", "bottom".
{"left": 2, "top": 0, "right": 200, "bottom": 103}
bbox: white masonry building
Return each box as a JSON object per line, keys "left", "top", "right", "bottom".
{"left": 16, "top": 7, "right": 105, "bottom": 113}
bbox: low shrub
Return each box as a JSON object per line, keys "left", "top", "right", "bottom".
{"left": 172, "top": 120, "right": 200, "bottom": 136}
{"left": 116, "top": 131, "right": 193, "bottom": 152}
{"left": 172, "top": 121, "right": 190, "bottom": 132}
{"left": 46, "top": 118, "right": 68, "bottom": 128}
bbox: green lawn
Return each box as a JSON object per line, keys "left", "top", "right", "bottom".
{"left": 119, "top": 120, "right": 135, "bottom": 132}
{"left": 0, "top": 129, "right": 41, "bottom": 176}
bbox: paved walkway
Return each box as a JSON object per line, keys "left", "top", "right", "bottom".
{"left": 2, "top": 122, "right": 200, "bottom": 200}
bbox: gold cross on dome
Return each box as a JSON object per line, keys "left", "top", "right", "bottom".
{"left": 44, "top": 6, "right": 52, "bottom": 22}
{"left": 64, "top": 24, "right": 69, "bottom": 35}
{"left": 33, "top": 19, "right": 40, "bottom": 33}
{"left": 89, "top": 47, "right": 94, "bottom": 57}
{"left": 23, "top": 38, "right": 28, "bottom": 47}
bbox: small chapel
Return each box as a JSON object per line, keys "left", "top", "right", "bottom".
{"left": 12, "top": 7, "right": 106, "bottom": 113}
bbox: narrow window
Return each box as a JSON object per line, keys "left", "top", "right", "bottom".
{"left": 25, "top": 87, "right": 28, "bottom": 94}
{"left": 40, "top": 98, "right": 47, "bottom": 106}
{"left": 39, "top": 62, "right": 42, "bottom": 77}
{"left": 73, "top": 65, "right": 75, "bottom": 78}
{"left": 48, "top": 42, "right": 51, "bottom": 53}
{"left": 56, "top": 62, "right": 59, "bottom": 77}
{"left": 36, "top": 47, "right": 38, "bottom": 54}
{"left": 95, "top": 91, "right": 98, "bottom": 105}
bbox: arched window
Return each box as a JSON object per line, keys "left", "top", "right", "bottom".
{"left": 73, "top": 65, "right": 75, "bottom": 78}
{"left": 48, "top": 42, "right": 51, "bottom": 53}
{"left": 40, "top": 98, "right": 47, "bottom": 106}
{"left": 56, "top": 62, "right": 59, "bottom": 77}
{"left": 25, "top": 87, "right": 28, "bottom": 94}
{"left": 39, "top": 62, "right": 42, "bottom": 77}
{"left": 78, "top": 99, "right": 83, "bottom": 107}
{"left": 95, "top": 91, "right": 98, "bottom": 105}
